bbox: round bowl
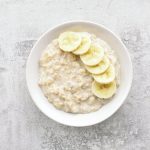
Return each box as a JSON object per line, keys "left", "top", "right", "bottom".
{"left": 26, "top": 21, "right": 133, "bottom": 127}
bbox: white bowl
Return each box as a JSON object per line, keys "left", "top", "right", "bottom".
{"left": 26, "top": 21, "right": 133, "bottom": 127}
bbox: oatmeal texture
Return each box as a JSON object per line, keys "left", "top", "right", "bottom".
{"left": 39, "top": 38, "right": 119, "bottom": 113}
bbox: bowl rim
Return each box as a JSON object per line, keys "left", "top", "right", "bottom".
{"left": 26, "top": 20, "right": 133, "bottom": 127}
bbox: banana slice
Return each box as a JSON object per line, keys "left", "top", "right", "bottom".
{"left": 92, "top": 80, "right": 116, "bottom": 99}
{"left": 80, "top": 43, "right": 104, "bottom": 66}
{"left": 93, "top": 64, "right": 115, "bottom": 84}
{"left": 73, "top": 34, "right": 91, "bottom": 55}
{"left": 85, "top": 56, "right": 110, "bottom": 74}
{"left": 58, "top": 32, "right": 81, "bottom": 52}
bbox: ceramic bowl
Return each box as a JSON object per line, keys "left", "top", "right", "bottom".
{"left": 26, "top": 21, "right": 133, "bottom": 127}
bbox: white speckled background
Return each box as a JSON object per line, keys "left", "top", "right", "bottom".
{"left": 0, "top": 0, "right": 150, "bottom": 149}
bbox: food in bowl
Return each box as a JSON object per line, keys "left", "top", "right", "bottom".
{"left": 38, "top": 31, "right": 120, "bottom": 113}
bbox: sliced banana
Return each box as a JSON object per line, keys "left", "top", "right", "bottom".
{"left": 92, "top": 80, "right": 116, "bottom": 99}
{"left": 58, "top": 32, "right": 81, "bottom": 52}
{"left": 80, "top": 43, "right": 104, "bottom": 66}
{"left": 73, "top": 34, "right": 91, "bottom": 55}
{"left": 93, "top": 64, "right": 115, "bottom": 84}
{"left": 85, "top": 56, "right": 110, "bottom": 74}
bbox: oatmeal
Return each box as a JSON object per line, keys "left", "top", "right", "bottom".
{"left": 39, "top": 32, "right": 120, "bottom": 113}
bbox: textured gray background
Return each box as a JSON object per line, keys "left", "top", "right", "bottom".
{"left": 0, "top": 0, "right": 150, "bottom": 150}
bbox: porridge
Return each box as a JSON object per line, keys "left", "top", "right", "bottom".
{"left": 39, "top": 32, "right": 120, "bottom": 113}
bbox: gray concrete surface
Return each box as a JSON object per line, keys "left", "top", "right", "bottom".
{"left": 0, "top": 0, "right": 150, "bottom": 149}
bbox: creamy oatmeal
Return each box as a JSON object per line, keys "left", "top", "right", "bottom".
{"left": 39, "top": 32, "right": 120, "bottom": 114}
